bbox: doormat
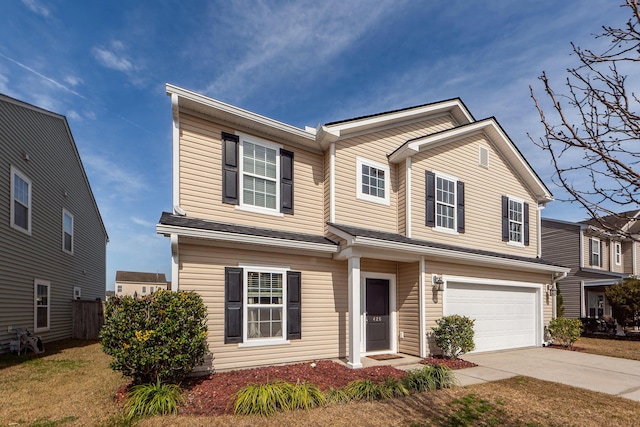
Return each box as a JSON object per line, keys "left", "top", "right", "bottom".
{"left": 367, "top": 354, "right": 403, "bottom": 361}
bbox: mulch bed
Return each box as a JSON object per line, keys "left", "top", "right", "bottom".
{"left": 180, "top": 360, "right": 406, "bottom": 416}
{"left": 420, "top": 355, "right": 477, "bottom": 369}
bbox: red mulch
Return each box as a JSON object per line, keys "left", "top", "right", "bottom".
{"left": 420, "top": 356, "right": 477, "bottom": 369}
{"left": 548, "top": 344, "right": 585, "bottom": 352}
{"left": 180, "top": 360, "right": 407, "bottom": 416}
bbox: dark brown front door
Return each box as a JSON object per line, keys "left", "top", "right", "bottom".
{"left": 366, "top": 278, "right": 390, "bottom": 352}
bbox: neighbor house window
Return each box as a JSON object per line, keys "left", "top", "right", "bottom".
{"left": 142, "top": 286, "right": 147, "bottom": 294}
{"left": 117, "top": 285, "right": 122, "bottom": 293}
{"left": 615, "top": 242, "right": 622, "bottom": 265}
{"left": 356, "top": 157, "right": 390, "bottom": 205}
{"left": 34, "top": 279, "right": 50, "bottom": 332}
{"left": 590, "top": 237, "right": 601, "bottom": 267}
{"left": 62, "top": 209, "right": 74, "bottom": 254}
{"left": 246, "top": 269, "right": 285, "bottom": 340}
{"left": 11, "top": 166, "right": 32, "bottom": 234}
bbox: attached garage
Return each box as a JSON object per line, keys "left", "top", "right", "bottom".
{"left": 444, "top": 281, "right": 540, "bottom": 353}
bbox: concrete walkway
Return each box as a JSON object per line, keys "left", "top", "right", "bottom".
{"left": 456, "top": 347, "right": 640, "bottom": 402}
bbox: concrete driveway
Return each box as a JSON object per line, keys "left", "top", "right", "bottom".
{"left": 456, "top": 347, "right": 640, "bottom": 402}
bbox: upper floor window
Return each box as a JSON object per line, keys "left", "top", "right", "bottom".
{"left": 356, "top": 157, "right": 390, "bottom": 205}
{"left": 62, "top": 209, "right": 74, "bottom": 254}
{"left": 222, "top": 132, "right": 294, "bottom": 215}
{"left": 614, "top": 242, "right": 622, "bottom": 265}
{"left": 589, "top": 237, "right": 602, "bottom": 267}
{"left": 11, "top": 166, "right": 32, "bottom": 234}
{"left": 117, "top": 285, "right": 122, "bottom": 293}
{"left": 502, "top": 196, "right": 529, "bottom": 246}
{"left": 425, "top": 171, "right": 465, "bottom": 233}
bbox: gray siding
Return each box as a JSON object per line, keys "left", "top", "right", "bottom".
{"left": 0, "top": 95, "right": 107, "bottom": 348}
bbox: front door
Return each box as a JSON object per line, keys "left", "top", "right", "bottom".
{"left": 588, "top": 292, "right": 605, "bottom": 318}
{"left": 366, "top": 278, "right": 390, "bottom": 352}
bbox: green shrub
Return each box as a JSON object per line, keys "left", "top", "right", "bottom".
{"left": 286, "top": 381, "right": 327, "bottom": 410}
{"left": 124, "top": 380, "right": 184, "bottom": 420}
{"left": 432, "top": 315, "right": 475, "bottom": 359}
{"left": 100, "top": 290, "right": 208, "bottom": 384}
{"left": 378, "top": 377, "right": 410, "bottom": 399}
{"left": 605, "top": 277, "right": 640, "bottom": 327}
{"left": 344, "top": 379, "right": 381, "bottom": 401}
{"left": 233, "top": 381, "right": 292, "bottom": 416}
{"left": 403, "top": 364, "right": 456, "bottom": 392}
{"left": 548, "top": 317, "right": 582, "bottom": 348}
{"left": 325, "top": 387, "right": 350, "bottom": 404}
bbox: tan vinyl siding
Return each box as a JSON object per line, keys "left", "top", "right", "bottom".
{"left": 397, "top": 262, "right": 419, "bottom": 356}
{"left": 323, "top": 146, "right": 331, "bottom": 231}
{"left": 622, "top": 241, "right": 634, "bottom": 275}
{"left": 179, "top": 243, "right": 347, "bottom": 371}
{"left": 398, "top": 160, "right": 406, "bottom": 235}
{"left": 334, "top": 116, "right": 456, "bottom": 233}
{"left": 179, "top": 114, "right": 324, "bottom": 234}
{"left": 0, "top": 98, "right": 107, "bottom": 348}
{"left": 411, "top": 134, "right": 539, "bottom": 257}
{"left": 361, "top": 258, "right": 397, "bottom": 275}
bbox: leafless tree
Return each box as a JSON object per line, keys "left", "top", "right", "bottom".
{"left": 529, "top": 0, "right": 640, "bottom": 238}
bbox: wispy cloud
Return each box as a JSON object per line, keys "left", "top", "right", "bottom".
{"left": 82, "top": 153, "right": 148, "bottom": 199}
{"left": 91, "top": 41, "right": 138, "bottom": 73}
{"left": 202, "top": 0, "right": 401, "bottom": 102}
{"left": 63, "top": 75, "right": 83, "bottom": 87}
{"left": 67, "top": 110, "right": 81, "bottom": 121}
{"left": 21, "top": 0, "right": 50, "bottom": 17}
{"left": 131, "top": 216, "right": 156, "bottom": 228}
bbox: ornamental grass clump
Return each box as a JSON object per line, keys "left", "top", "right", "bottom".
{"left": 378, "top": 376, "right": 410, "bottom": 399}
{"left": 124, "top": 379, "right": 184, "bottom": 420}
{"left": 403, "top": 364, "right": 456, "bottom": 392}
{"left": 344, "top": 379, "right": 381, "bottom": 401}
{"left": 233, "top": 381, "right": 291, "bottom": 416}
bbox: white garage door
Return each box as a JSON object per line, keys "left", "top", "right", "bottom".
{"left": 445, "top": 282, "right": 538, "bottom": 353}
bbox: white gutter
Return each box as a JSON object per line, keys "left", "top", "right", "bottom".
{"left": 419, "top": 255, "right": 426, "bottom": 357}
{"left": 171, "top": 93, "right": 181, "bottom": 214}
{"left": 537, "top": 204, "right": 544, "bottom": 258}
{"left": 406, "top": 157, "right": 412, "bottom": 238}
{"left": 330, "top": 142, "right": 336, "bottom": 223}
{"left": 170, "top": 233, "right": 179, "bottom": 291}
{"left": 157, "top": 224, "right": 339, "bottom": 254}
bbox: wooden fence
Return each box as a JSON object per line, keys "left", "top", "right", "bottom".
{"left": 72, "top": 300, "right": 104, "bottom": 340}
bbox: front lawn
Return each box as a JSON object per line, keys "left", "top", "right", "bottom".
{"left": 575, "top": 336, "right": 640, "bottom": 361}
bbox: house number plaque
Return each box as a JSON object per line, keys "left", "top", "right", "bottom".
{"left": 372, "top": 316, "right": 382, "bottom": 322}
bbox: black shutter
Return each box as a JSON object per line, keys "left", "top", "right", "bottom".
{"left": 589, "top": 238, "right": 594, "bottom": 265}
{"left": 599, "top": 241, "right": 603, "bottom": 267}
{"left": 224, "top": 267, "right": 243, "bottom": 343}
{"left": 280, "top": 149, "right": 294, "bottom": 214}
{"left": 501, "top": 196, "right": 509, "bottom": 242}
{"left": 222, "top": 132, "right": 239, "bottom": 205}
{"left": 287, "top": 271, "right": 302, "bottom": 340}
{"left": 425, "top": 171, "right": 435, "bottom": 227}
{"left": 523, "top": 202, "right": 530, "bottom": 246}
{"left": 457, "top": 181, "right": 465, "bottom": 233}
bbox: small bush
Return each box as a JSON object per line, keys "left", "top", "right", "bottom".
{"left": 403, "top": 365, "right": 456, "bottom": 392}
{"left": 548, "top": 317, "right": 582, "bottom": 347}
{"left": 233, "top": 381, "right": 291, "bottom": 416}
{"left": 287, "top": 381, "right": 327, "bottom": 410}
{"left": 325, "top": 387, "right": 350, "bottom": 404}
{"left": 344, "top": 379, "right": 381, "bottom": 401}
{"left": 124, "top": 380, "right": 184, "bottom": 420}
{"left": 432, "top": 315, "right": 475, "bottom": 359}
{"left": 378, "top": 377, "right": 410, "bottom": 399}
{"left": 100, "top": 290, "right": 208, "bottom": 385}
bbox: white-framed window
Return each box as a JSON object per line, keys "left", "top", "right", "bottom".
{"left": 436, "top": 174, "right": 456, "bottom": 230}
{"left": 614, "top": 241, "right": 622, "bottom": 265}
{"left": 62, "top": 209, "right": 74, "bottom": 254}
{"left": 239, "top": 135, "right": 281, "bottom": 215}
{"left": 356, "top": 157, "right": 390, "bottom": 205}
{"left": 142, "top": 286, "right": 147, "bottom": 294}
{"left": 117, "top": 285, "right": 122, "bottom": 293}
{"left": 73, "top": 286, "right": 81, "bottom": 300}
{"left": 244, "top": 266, "right": 288, "bottom": 344}
{"left": 590, "top": 237, "right": 601, "bottom": 266}
{"left": 34, "top": 279, "right": 50, "bottom": 332}
{"left": 10, "top": 166, "right": 32, "bottom": 234}
{"left": 508, "top": 197, "right": 524, "bottom": 245}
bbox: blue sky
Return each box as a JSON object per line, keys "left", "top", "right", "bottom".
{"left": 0, "top": 1, "right": 632, "bottom": 290}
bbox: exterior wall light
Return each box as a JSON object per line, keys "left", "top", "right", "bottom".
{"left": 432, "top": 275, "right": 445, "bottom": 291}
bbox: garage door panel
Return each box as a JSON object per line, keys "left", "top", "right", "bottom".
{"left": 445, "top": 283, "right": 538, "bottom": 353}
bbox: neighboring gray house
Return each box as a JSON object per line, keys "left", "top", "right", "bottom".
{"left": 541, "top": 211, "right": 639, "bottom": 319}
{"left": 114, "top": 271, "right": 169, "bottom": 297}
{"left": 0, "top": 94, "right": 108, "bottom": 350}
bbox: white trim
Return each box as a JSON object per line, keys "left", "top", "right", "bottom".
{"left": 537, "top": 204, "right": 544, "bottom": 258}
{"left": 633, "top": 242, "right": 638, "bottom": 276}
{"left": 34, "top": 279, "right": 50, "bottom": 333}
{"left": 347, "top": 256, "right": 362, "bottom": 368}
{"left": 478, "top": 145, "right": 489, "bottom": 169}
{"left": 580, "top": 280, "right": 586, "bottom": 317}
{"left": 419, "top": 256, "right": 426, "bottom": 358}
{"left": 433, "top": 170, "right": 458, "bottom": 232}
{"left": 590, "top": 236, "right": 601, "bottom": 267}
{"left": 355, "top": 157, "right": 390, "bottom": 206}
{"left": 240, "top": 265, "right": 290, "bottom": 347}
{"left": 579, "top": 229, "right": 585, "bottom": 268}
{"left": 171, "top": 93, "right": 180, "bottom": 214}
{"left": 330, "top": 142, "right": 336, "bottom": 223}
{"left": 614, "top": 241, "right": 622, "bottom": 266}
{"left": 406, "top": 157, "right": 412, "bottom": 238}
{"left": 157, "top": 223, "right": 338, "bottom": 254}
{"left": 170, "top": 233, "right": 179, "bottom": 291}
{"left": 505, "top": 195, "right": 525, "bottom": 245}
{"left": 10, "top": 166, "right": 32, "bottom": 235}
{"left": 237, "top": 133, "right": 282, "bottom": 214}
{"left": 62, "top": 208, "right": 74, "bottom": 255}
{"left": 361, "top": 272, "right": 397, "bottom": 355}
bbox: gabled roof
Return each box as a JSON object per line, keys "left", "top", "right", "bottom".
{"left": 0, "top": 93, "right": 108, "bottom": 241}
{"left": 115, "top": 271, "right": 167, "bottom": 284}
{"left": 388, "top": 117, "right": 553, "bottom": 203}
{"left": 580, "top": 209, "right": 640, "bottom": 235}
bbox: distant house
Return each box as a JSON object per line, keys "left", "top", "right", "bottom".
{"left": 0, "top": 94, "right": 108, "bottom": 349}
{"left": 541, "top": 210, "right": 640, "bottom": 319}
{"left": 114, "top": 271, "right": 169, "bottom": 297}
{"left": 157, "top": 84, "right": 569, "bottom": 372}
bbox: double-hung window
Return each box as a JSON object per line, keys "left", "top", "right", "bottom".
{"left": 425, "top": 171, "right": 465, "bottom": 233}
{"left": 34, "top": 279, "right": 50, "bottom": 332}
{"left": 62, "top": 209, "right": 74, "bottom": 254}
{"left": 242, "top": 140, "right": 278, "bottom": 211}
{"left": 356, "top": 157, "right": 390, "bottom": 205}
{"left": 246, "top": 269, "right": 285, "bottom": 340}
{"left": 11, "top": 166, "right": 32, "bottom": 234}
{"left": 501, "top": 195, "right": 529, "bottom": 246}
{"left": 614, "top": 242, "right": 622, "bottom": 266}
{"left": 436, "top": 176, "right": 456, "bottom": 229}
{"left": 590, "top": 237, "right": 601, "bottom": 267}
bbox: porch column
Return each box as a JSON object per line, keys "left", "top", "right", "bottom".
{"left": 347, "top": 255, "right": 362, "bottom": 369}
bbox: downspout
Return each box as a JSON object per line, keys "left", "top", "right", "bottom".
{"left": 633, "top": 240, "right": 638, "bottom": 276}
{"left": 406, "top": 157, "right": 412, "bottom": 238}
{"left": 171, "top": 234, "right": 179, "bottom": 291}
{"left": 419, "top": 255, "right": 426, "bottom": 358}
{"left": 537, "top": 204, "right": 544, "bottom": 258}
{"left": 171, "top": 93, "right": 181, "bottom": 215}
{"left": 330, "top": 142, "right": 336, "bottom": 224}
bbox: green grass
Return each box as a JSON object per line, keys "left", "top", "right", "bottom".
{"left": 445, "top": 394, "right": 504, "bottom": 427}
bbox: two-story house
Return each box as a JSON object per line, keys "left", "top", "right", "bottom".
{"left": 542, "top": 211, "right": 639, "bottom": 319}
{"left": 157, "top": 84, "right": 569, "bottom": 371}
{"left": 114, "top": 270, "right": 170, "bottom": 297}
{"left": 0, "top": 94, "right": 108, "bottom": 350}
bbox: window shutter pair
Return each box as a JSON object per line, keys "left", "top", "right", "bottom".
{"left": 501, "top": 196, "right": 529, "bottom": 246}
{"left": 224, "top": 267, "right": 301, "bottom": 343}
{"left": 425, "top": 171, "right": 465, "bottom": 233}
{"left": 221, "top": 132, "right": 294, "bottom": 214}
